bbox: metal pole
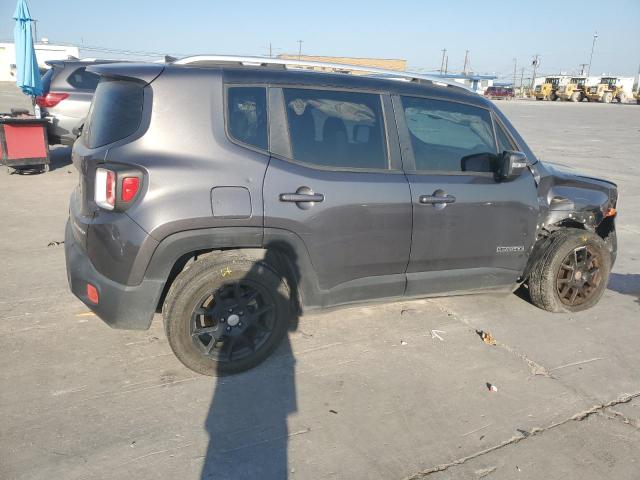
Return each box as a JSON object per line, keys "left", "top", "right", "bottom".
{"left": 444, "top": 55, "right": 448, "bottom": 75}
{"left": 579, "top": 63, "right": 588, "bottom": 76}
{"left": 587, "top": 32, "right": 598, "bottom": 77}
{"left": 440, "top": 48, "right": 447, "bottom": 75}
{"left": 297, "top": 40, "right": 303, "bottom": 60}
{"left": 463, "top": 50, "right": 469, "bottom": 75}
{"left": 531, "top": 54, "right": 540, "bottom": 89}
{"left": 513, "top": 58, "right": 517, "bottom": 89}
{"left": 519, "top": 67, "right": 525, "bottom": 97}
{"left": 269, "top": 43, "right": 272, "bottom": 58}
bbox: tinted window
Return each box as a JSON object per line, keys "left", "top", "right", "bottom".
{"left": 495, "top": 119, "right": 516, "bottom": 153}
{"left": 283, "top": 88, "right": 387, "bottom": 169}
{"left": 67, "top": 67, "right": 100, "bottom": 90}
{"left": 401, "top": 96, "right": 497, "bottom": 173}
{"left": 84, "top": 79, "right": 143, "bottom": 148}
{"left": 227, "top": 87, "right": 268, "bottom": 150}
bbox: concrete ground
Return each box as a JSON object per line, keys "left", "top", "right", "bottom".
{"left": 0, "top": 91, "right": 639, "bottom": 479}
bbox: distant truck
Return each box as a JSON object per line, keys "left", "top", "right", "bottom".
{"left": 585, "top": 77, "right": 634, "bottom": 103}
{"left": 484, "top": 86, "right": 515, "bottom": 100}
{"left": 556, "top": 76, "right": 599, "bottom": 102}
{"left": 534, "top": 76, "right": 569, "bottom": 101}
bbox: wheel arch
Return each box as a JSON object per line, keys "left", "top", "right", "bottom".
{"left": 146, "top": 227, "right": 321, "bottom": 314}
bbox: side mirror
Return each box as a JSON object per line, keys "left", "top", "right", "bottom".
{"left": 498, "top": 150, "right": 528, "bottom": 181}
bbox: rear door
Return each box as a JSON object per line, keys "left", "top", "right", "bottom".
{"left": 263, "top": 87, "right": 412, "bottom": 306}
{"left": 393, "top": 95, "right": 539, "bottom": 296}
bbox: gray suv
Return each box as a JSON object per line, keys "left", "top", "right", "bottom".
{"left": 65, "top": 57, "right": 618, "bottom": 376}
{"left": 38, "top": 59, "right": 118, "bottom": 145}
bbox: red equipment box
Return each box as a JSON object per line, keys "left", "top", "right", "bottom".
{"left": 0, "top": 117, "right": 50, "bottom": 172}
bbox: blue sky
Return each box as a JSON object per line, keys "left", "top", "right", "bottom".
{"left": 2, "top": 0, "right": 639, "bottom": 80}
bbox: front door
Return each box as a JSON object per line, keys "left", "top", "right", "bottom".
{"left": 393, "top": 95, "right": 539, "bottom": 296}
{"left": 263, "top": 87, "right": 412, "bottom": 306}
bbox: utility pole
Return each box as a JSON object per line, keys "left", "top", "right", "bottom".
{"left": 463, "top": 50, "right": 470, "bottom": 75}
{"left": 519, "top": 66, "right": 525, "bottom": 97}
{"left": 587, "top": 31, "right": 598, "bottom": 76}
{"left": 269, "top": 43, "right": 273, "bottom": 58}
{"left": 444, "top": 55, "right": 448, "bottom": 75}
{"left": 579, "top": 63, "right": 588, "bottom": 76}
{"left": 297, "top": 40, "right": 303, "bottom": 60}
{"left": 440, "top": 48, "right": 447, "bottom": 75}
{"left": 512, "top": 58, "right": 517, "bottom": 89}
{"left": 531, "top": 54, "right": 540, "bottom": 89}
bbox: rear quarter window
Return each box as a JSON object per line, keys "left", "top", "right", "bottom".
{"left": 84, "top": 78, "right": 144, "bottom": 149}
{"left": 67, "top": 67, "right": 101, "bottom": 90}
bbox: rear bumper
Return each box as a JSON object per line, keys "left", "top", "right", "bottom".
{"left": 65, "top": 220, "right": 164, "bottom": 330}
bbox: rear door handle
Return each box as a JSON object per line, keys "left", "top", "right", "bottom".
{"left": 419, "top": 194, "right": 456, "bottom": 205}
{"left": 279, "top": 186, "right": 324, "bottom": 210}
{"left": 279, "top": 193, "right": 325, "bottom": 203}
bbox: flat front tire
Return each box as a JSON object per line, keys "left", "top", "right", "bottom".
{"left": 528, "top": 229, "right": 611, "bottom": 313}
{"left": 163, "top": 253, "right": 291, "bottom": 376}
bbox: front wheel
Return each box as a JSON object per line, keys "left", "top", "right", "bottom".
{"left": 528, "top": 229, "right": 611, "bottom": 313}
{"left": 163, "top": 253, "right": 291, "bottom": 376}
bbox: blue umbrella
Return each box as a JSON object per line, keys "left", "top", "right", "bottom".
{"left": 13, "top": 0, "right": 42, "bottom": 97}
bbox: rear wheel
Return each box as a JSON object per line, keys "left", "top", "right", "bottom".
{"left": 528, "top": 229, "right": 611, "bottom": 313}
{"left": 617, "top": 92, "right": 627, "bottom": 103}
{"left": 163, "top": 253, "right": 291, "bottom": 376}
{"left": 570, "top": 92, "right": 581, "bottom": 102}
{"left": 602, "top": 92, "right": 613, "bottom": 103}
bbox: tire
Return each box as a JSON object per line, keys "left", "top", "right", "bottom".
{"left": 163, "top": 252, "right": 291, "bottom": 376}
{"left": 570, "top": 92, "right": 581, "bottom": 103}
{"left": 602, "top": 92, "right": 613, "bottom": 104}
{"left": 528, "top": 229, "right": 611, "bottom": 313}
{"left": 617, "top": 92, "right": 627, "bottom": 103}
{"left": 550, "top": 93, "right": 558, "bottom": 102}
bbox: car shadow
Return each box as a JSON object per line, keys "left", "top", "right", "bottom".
{"left": 515, "top": 273, "right": 640, "bottom": 308}
{"left": 607, "top": 273, "right": 640, "bottom": 306}
{"left": 200, "top": 245, "right": 300, "bottom": 479}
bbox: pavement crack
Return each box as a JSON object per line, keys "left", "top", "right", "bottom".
{"left": 603, "top": 408, "right": 640, "bottom": 430}
{"left": 430, "top": 301, "right": 551, "bottom": 377}
{"left": 403, "top": 391, "right": 640, "bottom": 479}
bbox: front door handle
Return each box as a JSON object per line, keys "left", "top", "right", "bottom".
{"left": 419, "top": 189, "right": 456, "bottom": 209}
{"left": 419, "top": 195, "right": 456, "bottom": 205}
{"left": 279, "top": 186, "right": 324, "bottom": 210}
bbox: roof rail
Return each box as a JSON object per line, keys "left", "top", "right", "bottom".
{"left": 173, "top": 55, "right": 471, "bottom": 91}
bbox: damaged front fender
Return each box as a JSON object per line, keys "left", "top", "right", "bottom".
{"left": 533, "top": 163, "right": 617, "bottom": 232}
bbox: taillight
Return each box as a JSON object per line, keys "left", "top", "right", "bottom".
{"left": 95, "top": 168, "right": 116, "bottom": 210}
{"left": 35, "top": 92, "right": 69, "bottom": 108}
{"left": 95, "top": 167, "right": 142, "bottom": 210}
{"left": 121, "top": 177, "right": 140, "bottom": 202}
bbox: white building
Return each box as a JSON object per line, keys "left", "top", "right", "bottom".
{"left": 0, "top": 41, "right": 80, "bottom": 82}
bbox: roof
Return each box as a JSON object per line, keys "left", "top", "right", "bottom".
{"left": 89, "top": 55, "right": 493, "bottom": 108}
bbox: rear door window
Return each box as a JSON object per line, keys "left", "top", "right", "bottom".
{"left": 282, "top": 88, "right": 388, "bottom": 170}
{"left": 84, "top": 78, "right": 143, "bottom": 148}
{"left": 401, "top": 96, "right": 497, "bottom": 173}
{"left": 227, "top": 87, "right": 268, "bottom": 150}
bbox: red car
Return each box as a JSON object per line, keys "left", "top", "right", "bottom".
{"left": 485, "top": 86, "right": 515, "bottom": 100}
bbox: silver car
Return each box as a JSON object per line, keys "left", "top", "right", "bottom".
{"left": 38, "top": 59, "right": 118, "bottom": 145}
